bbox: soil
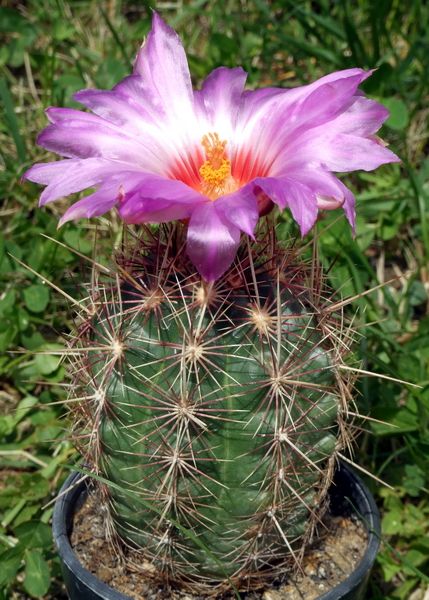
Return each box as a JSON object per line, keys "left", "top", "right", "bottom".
{"left": 71, "top": 492, "right": 367, "bottom": 600}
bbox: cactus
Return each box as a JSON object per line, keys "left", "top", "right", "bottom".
{"left": 69, "top": 222, "right": 353, "bottom": 592}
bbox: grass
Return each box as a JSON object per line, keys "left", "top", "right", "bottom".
{"left": 0, "top": 0, "right": 428, "bottom": 598}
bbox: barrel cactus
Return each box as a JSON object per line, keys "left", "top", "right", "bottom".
{"left": 25, "top": 11, "right": 398, "bottom": 595}
{"left": 66, "top": 223, "right": 350, "bottom": 590}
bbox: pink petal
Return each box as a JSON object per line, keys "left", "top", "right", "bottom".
{"left": 326, "top": 96, "right": 390, "bottom": 136}
{"left": 195, "top": 67, "right": 247, "bottom": 135}
{"left": 280, "top": 168, "right": 347, "bottom": 208}
{"left": 187, "top": 203, "right": 241, "bottom": 281}
{"left": 332, "top": 179, "right": 356, "bottom": 230}
{"left": 23, "top": 160, "right": 75, "bottom": 185}
{"left": 235, "top": 69, "right": 385, "bottom": 179}
{"left": 45, "top": 107, "right": 101, "bottom": 124}
{"left": 37, "top": 121, "right": 159, "bottom": 169}
{"left": 35, "top": 158, "right": 135, "bottom": 206}
{"left": 296, "top": 68, "right": 370, "bottom": 98}
{"left": 118, "top": 176, "right": 205, "bottom": 224}
{"left": 73, "top": 88, "right": 171, "bottom": 150}
{"left": 287, "top": 71, "right": 368, "bottom": 133}
{"left": 237, "top": 69, "right": 369, "bottom": 144}
{"left": 112, "top": 74, "right": 168, "bottom": 122}
{"left": 283, "top": 169, "right": 357, "bottom": 230}
{"left": 58, "top": 187, "right": 118, "bottom": 226}
{"left": 74, "top": 89, "right": 150, "bottom": 127}
{"left": 316, "top": 196, "right": 344, "bottom": 210}
{"left": 270, "top": 121, "right": 399, "bottom": 176}
{"left": 255, "top": 177, "right": 318, "bottom": 235}
{"left": 281, "top": 165, "right": 358, "bottom": 231}
{"left": 133, "top": 13, "right": 194, "bottom": 128}
{"left": 316, "top": 133, "right": 399, "bottom": 172}
{"left": 215, "top": 185, "right": 259, "bottom": 237}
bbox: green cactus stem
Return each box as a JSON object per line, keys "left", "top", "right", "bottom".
{"left": 69, "top": 222, "right": 354, "bottom": 593}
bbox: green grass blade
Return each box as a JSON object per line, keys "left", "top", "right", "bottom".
{"left": 100, "top": 8, "right": 130, "bottom": 66}
{"left": 276, "top": 33, "right": 342, "bottom": 66}
{"left": 0, "top": 77, "right": 27, "bottom": 164}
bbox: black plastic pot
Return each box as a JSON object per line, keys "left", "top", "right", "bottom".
{"left": 53, "top": 463, "right": 380, "bottom": 600}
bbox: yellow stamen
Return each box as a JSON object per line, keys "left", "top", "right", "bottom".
{"left": 199, "top": 132, "right": 233, "bottom": 200}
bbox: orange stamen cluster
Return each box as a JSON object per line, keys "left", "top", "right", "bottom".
{"left": 199, "top": 133, "right": 233, "bottom": 200}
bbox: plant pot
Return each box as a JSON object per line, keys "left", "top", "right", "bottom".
{"left": 52, "top": 462, "right": 380, "bottom": 600}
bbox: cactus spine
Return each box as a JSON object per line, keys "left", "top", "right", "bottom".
{"left": 70, "top": 222, "right": 353, "bottom": 592}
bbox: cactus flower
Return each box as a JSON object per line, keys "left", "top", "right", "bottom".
{"left": 24, "top": 13, "right": 399, "bottom": 280}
